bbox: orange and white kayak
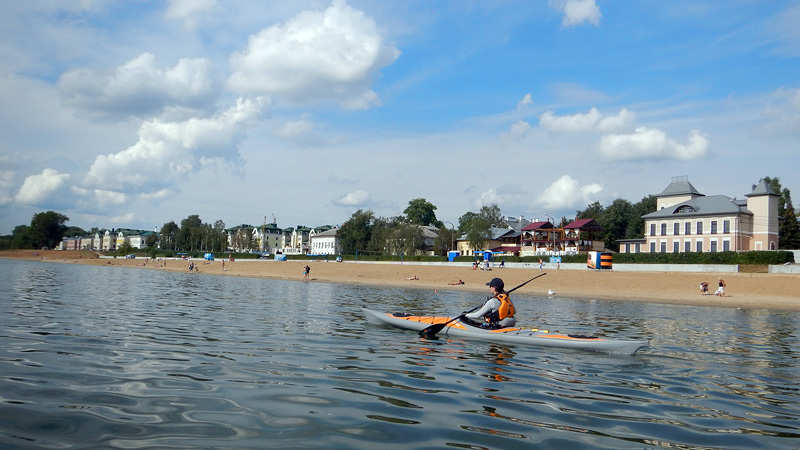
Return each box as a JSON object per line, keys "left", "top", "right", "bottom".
{"left": 363, "top": 308, "right": 649, "bottom": 355}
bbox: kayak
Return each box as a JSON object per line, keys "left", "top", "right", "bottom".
{"left": 363, "top": 308, "right": 649, "bottom": 355}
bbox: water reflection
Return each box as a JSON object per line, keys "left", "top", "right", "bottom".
{"left": 0, "top": 259, "right": 798, "bottom": 449}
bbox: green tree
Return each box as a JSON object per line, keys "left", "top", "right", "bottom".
{"left": 780, "top": 195, "right": 800, "bottom": 249}
{"left": 63, "top": 226, "right": 87, "bottom": 237}
{"left": 159, "top": 221, "right": 179, "bottom": 251}
{"left": 10, "top": 225, "right": 32, "bottom": 249}
{"left": 404, "top": 198, "right": 439, "bottom": 226}
{"left": 338, "top": 210, "right": 376, "bottom": 255}
{"left": 212, "top": 220, "right": 227, "bottom": 252}
{"left": 29, "top": 211, "right": 69, "bottom": 249}
{"left": 178, "top": 215, "right": 202, "bottom": 251}
{"left": 627, "top": 195, "right": 656, "bottom": 238}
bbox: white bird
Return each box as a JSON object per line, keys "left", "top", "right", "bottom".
{"left": 547, "top": 289, "right": 555, "bottom": 295}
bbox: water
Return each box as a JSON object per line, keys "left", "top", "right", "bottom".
{"left": 1, "top": 259, "right": 798, "bottom": 449}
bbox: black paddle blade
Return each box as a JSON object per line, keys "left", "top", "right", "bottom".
{"left": 419, "top": 323, "right": 446, "bottom": 338}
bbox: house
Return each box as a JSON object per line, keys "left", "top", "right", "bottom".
{"left": 520, "top": 221, "right": 556, "bottom": 256}
{"left": 619, "top": 176, "right": 779, "bottom": 254}
{"left": 309, "top": 227, "right": 340, "bottom": 255}
{"left": 562, "top": 219, "right": 606, "bottom": 253}
{"left": 457, "top": 226, "right": 520, "bottom": 257}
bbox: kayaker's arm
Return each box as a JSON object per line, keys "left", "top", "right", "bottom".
{"left": 465, "top": 299, "right": 497, "bottom": 320}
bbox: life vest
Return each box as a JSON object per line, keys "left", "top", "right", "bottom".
{"left": 485, "top": 293, "right": 515, "bottom": 327}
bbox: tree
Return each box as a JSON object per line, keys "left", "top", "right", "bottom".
{"left": 159, "top": 221, "right": 179, "bottom": 251}
{"left": 338, "top": 210, "right": 376, "bottom": 255}
{"left": 780, "top": 195, "right": 800, "bottom": 249}
{"left": 10, "top": 225, "right": 32, "bottom": 249}
{"left": 404, "top": 198, "right": 439, "bottom": 226}
{"left": 178, "top": 215, "right": 202, "bottom": 251}
{"left": 457, "top": 204, "right": 501, "bottom": 252}
{"left": 29, "top": 211, "right": 69, "bottom": 249}
{"left": 212, "top": 220, "right": 227, "bottom": 252}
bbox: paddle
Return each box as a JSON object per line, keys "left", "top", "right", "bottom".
{"left": 419, "top": 272, "right": 547, "bottom": 338}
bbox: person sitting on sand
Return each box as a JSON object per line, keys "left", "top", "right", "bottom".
{"left": 700, "top": 281, "right": 708, "bottom": 295}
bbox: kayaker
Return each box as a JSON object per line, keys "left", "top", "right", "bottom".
{"left": 465, "top": 277, "right": 517, "bottom": 328}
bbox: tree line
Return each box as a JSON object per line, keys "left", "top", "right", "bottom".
{"left": 2, "top": 176, "right": 798, "bottom": 253}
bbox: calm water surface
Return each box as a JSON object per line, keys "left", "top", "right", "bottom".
{"left": 0, "top": 259, "right": 798, "bottom": 449}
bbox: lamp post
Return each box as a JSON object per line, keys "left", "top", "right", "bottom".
{"left": 544, "top": 213, "right": 554, "bottom": 255}
{"left": 443, "top": 221, "right": 455, "bottom": 254}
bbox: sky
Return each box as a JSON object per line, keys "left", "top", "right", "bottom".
{"left": 1, "top": 0, "right": 799, "bottom": 234}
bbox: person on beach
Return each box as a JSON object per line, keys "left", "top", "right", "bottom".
{"left": 700, "top": 281, "right": 709, "bottom": 295}
{"left": 303, "top": 265, "right": 310, "bottom": 282}
{"left": 465, "top": 278, "right": 516, "bottom": 329}
{"left": 447, "top": 279, "right": 464, "bottom": 285}
{"left": 406, "top": 275, "right": 419, "bottom": 280}
{"left": 716, "top": 278, "right": 726, "bottom": 297}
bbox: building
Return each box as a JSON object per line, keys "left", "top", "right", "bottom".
{"left": 309, "top": 227, "right": 340, "bottom": 255}
{"left": 619, "top": 176, "right": 779, "bottom": 254}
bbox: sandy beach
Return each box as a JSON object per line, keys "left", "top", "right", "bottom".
{"left": 3, "top": 250, "right": 799, "bottom": 312}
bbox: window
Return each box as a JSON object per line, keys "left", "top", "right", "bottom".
{"left": 674, "top": 223, "right": 680, "bottom": 235}
{"left": 723, "top": 220, "right": 730, "bottom": 234}
{"left": 650, "top": 242, "right": 656, "bottom": 253}
{"left": 650, "top": 224, "right": 656, "bottom": 236}
{"left": 661, "top": 223, "right": 667, "bottom": 236}
{"left": 660, "top": 242, "right": 667, "bottom": 253}
{"left": 710, "top": 241, "right": 718, "bottom": 252}
{"left": 673, "top": 241, "right": 679, "bottom": 253}
{"left": 684, "top": 241, "right": 691, "bottom": 252}
{"left": 685, "top": 222, "right": 691, "bottom": 235}
{"left": 723, "top": 240, "right": 730, "bottom": 251}
{"left": 696, "top": 221, "right": 703, "bottom": 235}
{"left": 697, "top": 241, "right": 703, "bottom": 252}
{"left": 625, "top": 243, "right": 630, "bottom": 253}
{"left": 711, "top": 221, "right": 717, "bottom": 234}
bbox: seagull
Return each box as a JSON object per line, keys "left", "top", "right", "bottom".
{"left": 547, "top": 289, "right": 555, "bottom": 295}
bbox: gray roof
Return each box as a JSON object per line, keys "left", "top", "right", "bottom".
{"left": 746, "top": 179, "right": 778, "bottom": 197}
{"left": 658, "top": 179, "right": 704, "bottom": 197}
{"left": 642, "top": 195, "right": 750, "bottom": 219}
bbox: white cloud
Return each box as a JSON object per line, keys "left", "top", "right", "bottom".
{"left": 500, "top": 120, "right": 532, "bottom": 144}
{"left": 165, "top": 0, "right": 216, "bottom": 29}
{"left": 226, "top": 0, "right": 400, "bottom": 109}
{"left": 598, "top": 127, "right": 710, "bottom": 161}
{"left": 539, "top": 107, "right": 634, "bottom": 134}
{"left": 516, "top": 93, "right": 533, "bottom": 110}
{"left": 84, "top": 97, "right": 265, "bottom": 193}
{"left": 334, "top": 190, "right": 370, "bottom": 206}
{"left": 537, "top": 175, "right": 604, "bottom": 210}
{"left": 0, "top": 169, "right": 14, "bottom": 206}
{"left": 57, "top": 53, "right": 220, "bottom": 120}
{"left": 14, "top": 168, "right": 71, "bottom": 206}
{"left": 762, "top": 87, "right": 800, "bottom": 137}
{"left": 550, "top": 0, "right": 601, "bottom": 27}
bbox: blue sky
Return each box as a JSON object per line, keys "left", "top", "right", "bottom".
{"left": 1, "top": 0, "right": 798, "bottom": 234}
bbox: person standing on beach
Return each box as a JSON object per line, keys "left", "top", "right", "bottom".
{"left": 716, "top": 278, "right": 726, "bottom": 297}
{"left": 303, "top": 265, "right": 310, "bottom": 282}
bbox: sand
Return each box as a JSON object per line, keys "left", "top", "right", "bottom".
{"left": 3, "top": 250, "right": 799, "bottom": 312}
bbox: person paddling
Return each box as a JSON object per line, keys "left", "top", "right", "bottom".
{"left": 465, "top": 277, "right": 516, "bottom": 328}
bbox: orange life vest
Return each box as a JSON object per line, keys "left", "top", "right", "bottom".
{"left": 495, "top": 293, "right": 515, "bottom": 319}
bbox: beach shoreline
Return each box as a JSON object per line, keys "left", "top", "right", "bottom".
{"left": 3, "top": 250, "right": 799, "bottom": 312}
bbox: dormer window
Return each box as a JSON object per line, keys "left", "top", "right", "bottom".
{"left": 675, "top": 205, "right": 695, "bottom": 214}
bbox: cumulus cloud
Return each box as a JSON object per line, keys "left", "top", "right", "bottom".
{"left": 537, "top": 175, "right": 604, "bottom": 210}
{"left": 539, "top": 107, "right": 634, "bottom": 134}
{"left": 84, "top": 97, "right": 265, "bottom": 193}
{"left": 598, "top": 127, "right": 710, "bottom": 161}
{"left": 333, "top": 190, "right": 370, "bottom": 206}
{"left": 15, "top": 168, "right": 72, "bottom": 207}
{"left": 550, "top": 0, "right": 601, "bottom": 27}
{"left": 226, "top": 0, "right": 400, "bottom": 109}
{"left": 57, "top": 53, "right": 221, "bottom": 120}
{"left": 517, "top": 93, "right": 533, "bottom": 110}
